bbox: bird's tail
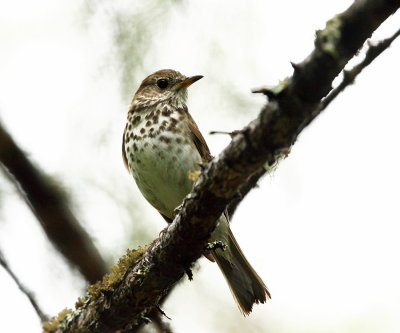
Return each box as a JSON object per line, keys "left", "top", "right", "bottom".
{"left": 210, "top": 216, "right": 271, "bottom": 315}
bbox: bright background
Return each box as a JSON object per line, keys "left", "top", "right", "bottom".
{"left": 1, "top": 1, "right": 400, "bottom": 332}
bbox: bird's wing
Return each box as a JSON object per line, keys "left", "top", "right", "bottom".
{"left": 122, "top": 126, "right": 130, "bottom": 172}
{"left": 187, "top": 112, "right": 213, "bottom": 163}
{"left": 187, "top": 113, "right": 231, "bottom": 222}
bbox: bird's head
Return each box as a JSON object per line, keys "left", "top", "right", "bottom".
{"left": 131, "top": 69, "right": 203, "bottom": 110}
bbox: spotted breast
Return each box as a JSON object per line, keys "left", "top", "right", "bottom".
{"left": 123, "top": 101, "right": 202, "bottom": 220}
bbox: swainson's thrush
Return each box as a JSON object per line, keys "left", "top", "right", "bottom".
{"left": 123, "top": 69, "right": 270, "bottom": 314}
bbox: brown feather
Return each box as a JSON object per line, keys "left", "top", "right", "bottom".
{"left": 122, "top": 126, "right": 129, "bottom": 172}
{"left": 187, "top": 112, "right": 213, "bottom": 163}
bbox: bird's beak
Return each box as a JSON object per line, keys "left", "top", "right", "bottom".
{"left": 177, "top": 75, "right": 203, "bottom": 89}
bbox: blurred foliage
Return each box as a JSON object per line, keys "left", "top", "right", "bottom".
{"left": 74, "top": 0, "right": 188, "bottom": 258}
{"left": 83, "top": 0, "right": 183, "bottom": 100}
{"left": 0, "top": 171, "right": 4, "bottom": 213}
{"left": 88, "top": 180, "right": 155, "bottom": 257}
{"left": 217, "top": 314, "right": 266, "bottom": 333}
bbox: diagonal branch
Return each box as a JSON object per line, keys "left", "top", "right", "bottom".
{"left": 312, "top": 25, "right": 400, "bottom": 123}
{"left": 48, "top": 0, "right": 400, "bottom": 331}
{"left": 229, "top": 25, "right": 400, "bottom": 219}
{"left": 0, "top": 249, "right": 48, "bottom": 322}
{"left": 0, "top": 121, "right": 107, "bottom": 284}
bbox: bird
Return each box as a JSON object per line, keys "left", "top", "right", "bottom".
{"left": 122, "top": 69, "right": 270, "bottom": 315}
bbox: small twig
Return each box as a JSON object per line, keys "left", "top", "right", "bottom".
{"left": 155, "top": 304, "right": 171, "bottom": 320}
{"left": 151, "top": 311, "right": 173, "bottom": 333}
{"left": 0, "top": 249, "right": 48, "bottom": 322}
{"left": 130, "top": 293, "right": 174, "bottom": 333}
{"left": 184, "top": 267, "right": 193, "bottom": 281}
{"left": 318, "top": 27, "right": 400, "bottom": 114}
{"left": 251, "top": 85, "right": 285, "bottom": 100}
{"left": 209, "top": 130, "right": 241, "bottom": 138}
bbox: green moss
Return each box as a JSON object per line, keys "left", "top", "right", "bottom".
{"left": 42, "top": 308, "right": 73, "bottom": 333}
{"left": 83, "top": 246, "right": 148, "bottom": 305}
{"left": 315, "top": 15, "right": 342, "bottom": 60}
{"left": 264, "top": 147, "right": 290, "bottom": 174}
{"left": 43, "top": 246, "right": 147, "bottom": 332}
{"left": 257, "top": 78, "right": 289, "bottom": 99}
{"left": 205, "top": 240, "right": 226, "bottom": 251}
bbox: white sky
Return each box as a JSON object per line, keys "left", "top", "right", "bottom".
{"left": 1, "top": 1, "right": 400, "bottom": 332}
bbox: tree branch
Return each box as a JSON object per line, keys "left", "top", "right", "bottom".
{"left": 0, "top": 249, "right": 48, "bottom": 322}
{"left": 47, "top": 0, "right": 400, "bottom": 331}
{"left": 229, "top": 25, "right": 400, "bottom": 218}
{"left": 0, "top": 121, "right": 107, "bottom": 284}
{"left": 314, "top": 25, "right": 400, "bottom": 122}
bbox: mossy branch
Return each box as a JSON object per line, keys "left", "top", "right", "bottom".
{"left": 45, "top": 0, "right": 400, "bottom": 331}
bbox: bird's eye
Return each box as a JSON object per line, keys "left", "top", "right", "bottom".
{"left": 156, "top": 79, "right": 168, "bottom": 89}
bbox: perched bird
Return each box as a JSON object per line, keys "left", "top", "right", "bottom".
{"left": 122, "top": 69, "right": 270, "bottom": 314}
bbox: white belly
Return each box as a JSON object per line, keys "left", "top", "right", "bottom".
{"left": 127, "top": 130, "right": 202, "bottom": 219}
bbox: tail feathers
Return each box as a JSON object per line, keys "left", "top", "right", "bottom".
{"left": 212, "top": 228, "right": 270, "bottom": 315}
